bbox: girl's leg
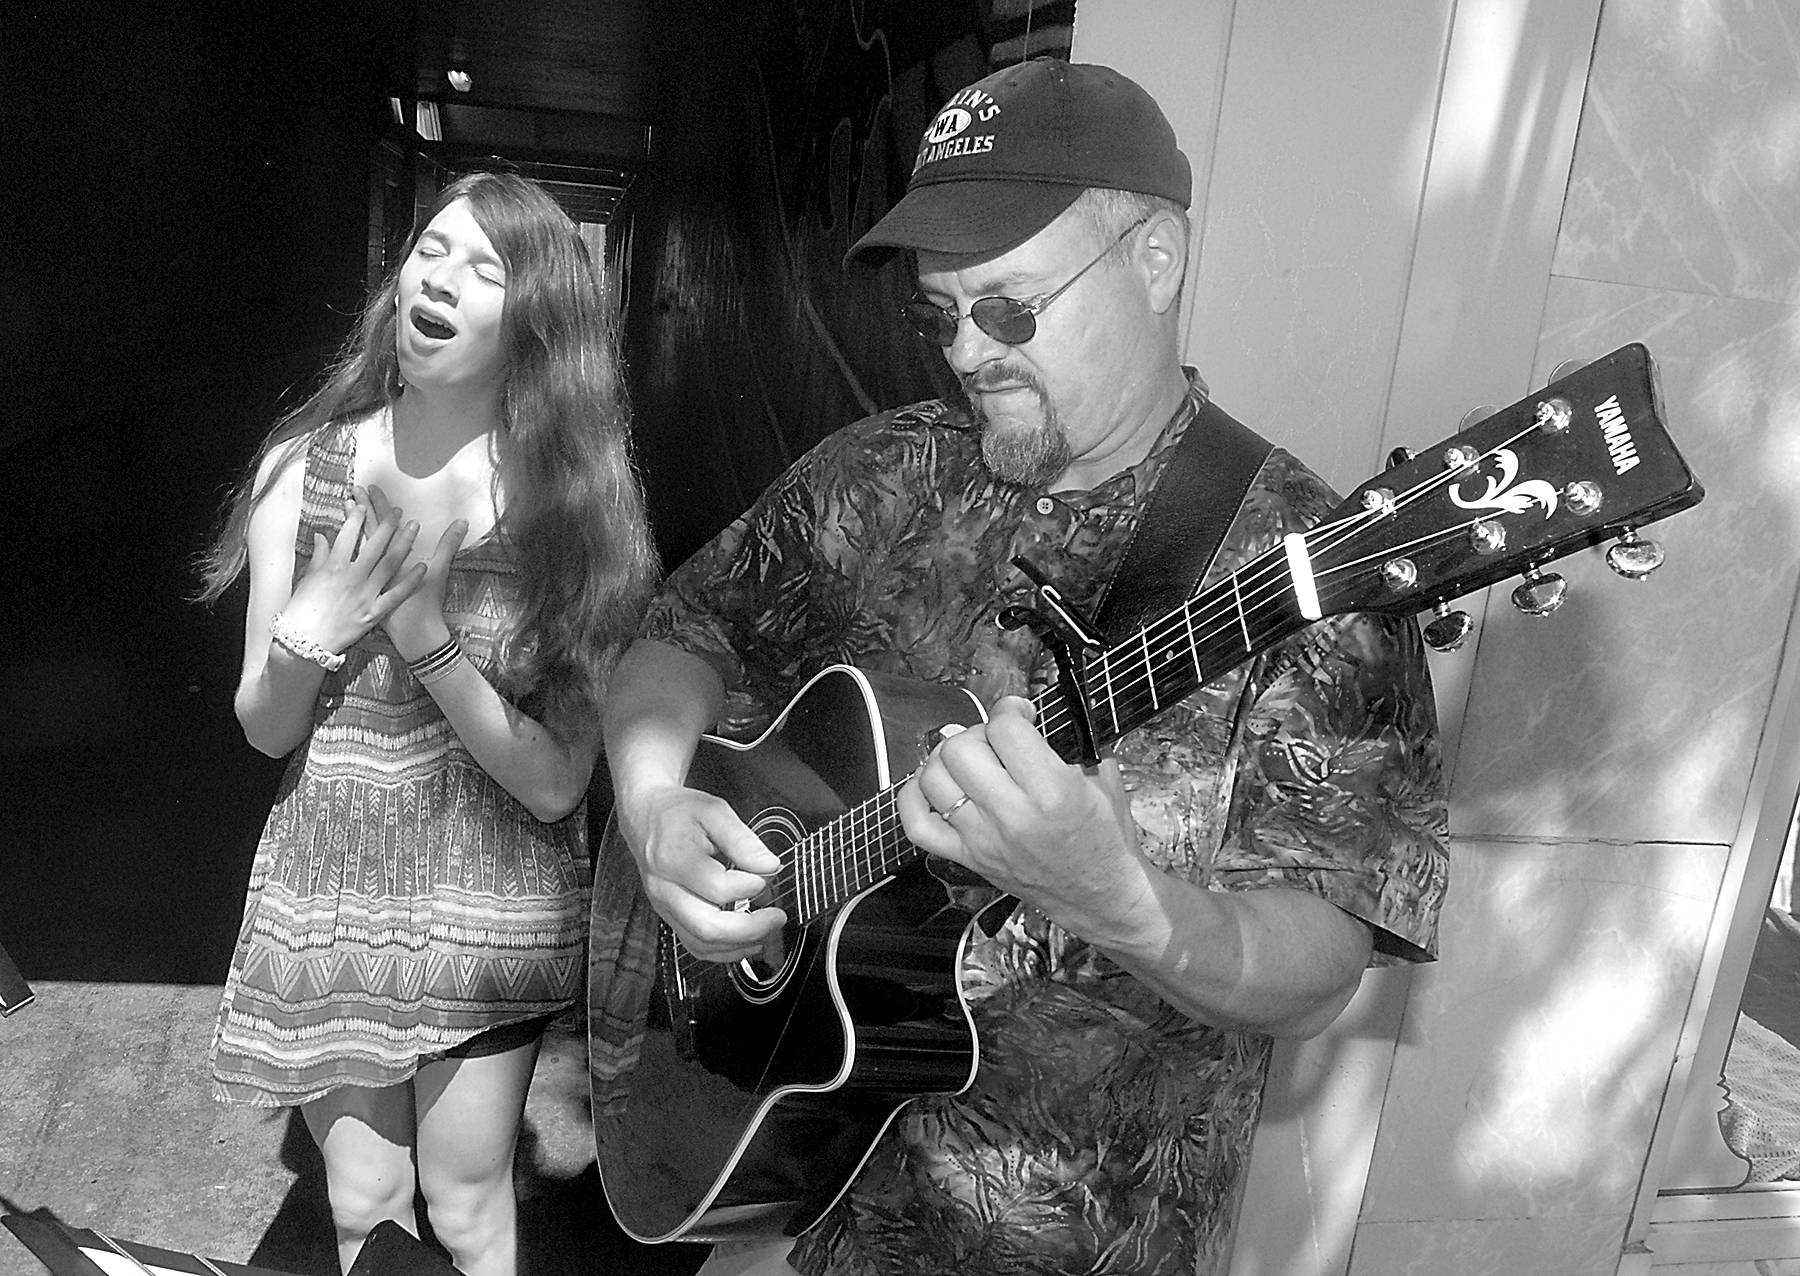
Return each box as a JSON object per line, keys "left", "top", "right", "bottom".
{"left": 301, "top": 1084, "right": 419, "bottom": 1275}
{"left": 413, "top": 1037, "right": 540, "bottom": 1276}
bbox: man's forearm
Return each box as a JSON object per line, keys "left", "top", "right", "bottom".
{"left": 602, "top": 639, "right": 728, "bottom": 816}
{"left": 1091, "top": 862, "right": 1373, "bottom": 1039}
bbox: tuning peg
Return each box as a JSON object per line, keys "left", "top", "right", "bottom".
{"left": 1605, "top": 528, "right": 1665, "bottom": 580}
{"left": 1387, "top": 446, "right": 1416, "bottom": 468}
{"left": 1423, "top": 603, "right": 1474, "bottom": 652}
{"left": 1534, "top": 397, "right": 1574, "bottom": 433}
{"left": 1547, "top": 358, "right": 1590, "bottom": 385}
{"left": 1458, "top": 405, "right": 1497, "bottom": 432}
{"left": 1564, "top": 480, "right": 1604, "bottom": 516}
{"left": 1511, "top": 566, "right": 1567, "bottom": 616}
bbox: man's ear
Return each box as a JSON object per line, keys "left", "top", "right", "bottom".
{"left": 1138, "top": 208, "right": 1190, "bottom": 315}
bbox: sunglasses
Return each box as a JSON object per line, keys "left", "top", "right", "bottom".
{"left": 901, "top": 218, "right": 1148, "bottom": 348}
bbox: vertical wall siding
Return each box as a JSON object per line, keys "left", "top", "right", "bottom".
{"left": 1551, "top": 0, "right": 1800, "bottom": 1264}
{"left": 1376, "top": 0, "right": 1800, "bottom": 1263}
{"left": 1076, "top": 0, "right": 1797, "bottom": 1271}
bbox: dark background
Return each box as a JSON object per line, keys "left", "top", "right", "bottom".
{"left": 0, "top": 0, "right": 1078, "bottom": 981}
{"left": 4, "top": 3, "right": 410, "bottom": 982}
{"left": 0, "top": 1, "right": 1069, "bottom": 1269}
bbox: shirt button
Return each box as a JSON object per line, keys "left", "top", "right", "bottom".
{"left": 1035, "top": 497, "right": 1056, "bottom": 515}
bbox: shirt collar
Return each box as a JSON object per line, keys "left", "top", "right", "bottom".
{"left": 1057, "top": 369, "right": 1209, "bottom": 512}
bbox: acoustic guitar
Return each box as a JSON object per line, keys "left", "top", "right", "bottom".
{"left": 589, "top": 343, "right": 1704, "bottom": 1244}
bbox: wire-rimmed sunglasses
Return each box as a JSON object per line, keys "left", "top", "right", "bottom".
{"left": 901, "top": 218, "right": 1148, "bottom": 348}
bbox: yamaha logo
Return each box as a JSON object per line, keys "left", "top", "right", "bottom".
{"left": 922, "top": 108, "right": 973, "bottom": 146}
{"left": 1593, "top": 394, "right": 1641, "bottom": 474}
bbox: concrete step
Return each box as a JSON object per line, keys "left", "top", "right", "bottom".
{"left": 0, "top": 982, "right": 704, "bottom": 1276}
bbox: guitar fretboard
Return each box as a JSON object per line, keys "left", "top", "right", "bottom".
{"left": 776, "top": 545, "right": 1318, "bottom": 926}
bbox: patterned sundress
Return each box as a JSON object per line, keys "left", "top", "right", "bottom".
{"left": 211, "top": 415, "right": 591, "bottom": 1107}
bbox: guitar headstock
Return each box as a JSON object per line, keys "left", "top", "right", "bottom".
{"left": 1312, "top": 343, "right": 1704, "bottom": 628}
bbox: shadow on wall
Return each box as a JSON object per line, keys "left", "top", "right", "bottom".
{"left": 1361, "top": 0, "right": 1800, "bottom": 1244}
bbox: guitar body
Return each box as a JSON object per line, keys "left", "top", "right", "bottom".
{"left": 592, "top": 665, "right": 990, "bottom": 1244}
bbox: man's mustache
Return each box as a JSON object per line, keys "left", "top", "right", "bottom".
{"left": 962, "top": 365, "right": 1042, "bottom": 396}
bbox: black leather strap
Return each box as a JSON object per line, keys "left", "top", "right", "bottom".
{"left": 1095, "top": 395, "right": 1275, "bottom": 641}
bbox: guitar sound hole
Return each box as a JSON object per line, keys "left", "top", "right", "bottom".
{"left": 738, "top": 927, "right": 790, "bottom": 987}
{"left": 733, "top": 878, "right": 799, "bottom": 993}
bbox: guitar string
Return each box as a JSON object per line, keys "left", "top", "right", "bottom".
{"left": 674, "top": 417, "right": 1552, "bottom": 975}
{"left": 1034, "top": 412, "right": 1548, "bottom": 744}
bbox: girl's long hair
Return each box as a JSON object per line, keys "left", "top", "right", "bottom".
{"left": 197, "top": 171, "right": 658, "bottom": 740}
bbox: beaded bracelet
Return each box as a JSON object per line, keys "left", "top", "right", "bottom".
{"left": 407, "top": 636, "right": 465, "bottom": 685}
{"left": 269, "top": 611, "right": 346, "bottom": 672}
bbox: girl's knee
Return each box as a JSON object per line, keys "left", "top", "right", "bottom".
{"left": 418, "top": 1170, "right": 516, "bottom": 1258}
{"left": 324, "top": 1158, "right": 416, "bottom": 1235}
{"left": 305, "top": 1087, "right": 418, "bottom": 1239}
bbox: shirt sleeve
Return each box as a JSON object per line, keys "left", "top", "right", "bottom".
{"left": 1176, "top": 445, "right": 1449, "bottom": 963}
{"left": 640, "top": 453, "right": 832, "bottom": 739}
{"left": 1215, "top": 608, "right": 1450, "bottom": 963}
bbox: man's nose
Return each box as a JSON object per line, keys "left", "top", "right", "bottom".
{"left": 941, "top": 311, "right": 1009, "bottom": 375}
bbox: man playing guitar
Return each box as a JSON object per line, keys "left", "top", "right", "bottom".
{"left": 599, "top": 59, "right": 1448, "bottom": 1276}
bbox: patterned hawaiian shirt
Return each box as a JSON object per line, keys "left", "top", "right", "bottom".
{"left": 643, "top": 376, "right": 1449, "bottom": 1276}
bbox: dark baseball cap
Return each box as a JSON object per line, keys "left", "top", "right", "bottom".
{"left": 846, "top": 59, "right": 1191, "bottom": 269}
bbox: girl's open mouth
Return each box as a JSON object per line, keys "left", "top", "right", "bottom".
{"left": 411, "top": 310, "right": 456, "bottom": 340}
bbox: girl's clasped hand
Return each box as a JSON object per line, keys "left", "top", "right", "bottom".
{"left": 278, "top": 484, "right": 470, "bottom": 664}
{"left": 276, "top": 486, "right": 424, "bottom": 658}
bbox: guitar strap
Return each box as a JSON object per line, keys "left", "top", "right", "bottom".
{"left": 966, "top": 392, "right": 1274, "bottom": 939}
{"left": 1093, "top": 389, "right": 1276, "bottom": 641}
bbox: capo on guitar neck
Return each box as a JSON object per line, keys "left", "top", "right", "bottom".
{"left": 999, "top": 556, "right": 1105, "bottom": 769}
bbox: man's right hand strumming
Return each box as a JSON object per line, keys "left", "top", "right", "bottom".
{"left": 604, "top": 638, "right": 788, "bottom": 964}
{"left": 620, "top": 781, "right": 786, "bottom": 964}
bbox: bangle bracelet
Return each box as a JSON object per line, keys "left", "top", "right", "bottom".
{"left": 269, "top": 611, "right": 346, "bottom": 672}
{"left": 407, "top": 636, "right": 464, "bottom": 684}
